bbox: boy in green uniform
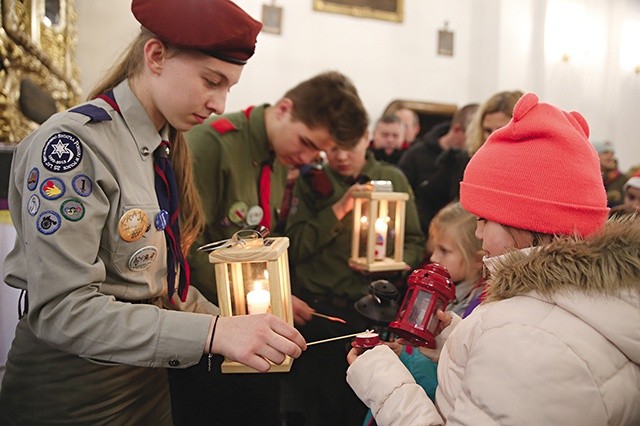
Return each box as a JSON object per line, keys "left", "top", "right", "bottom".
{"left": 285, "top": 130, "right": 425, "bottom": 425}
{"left": 186, "top": 71, "right": 368, "bottom": 304}
{"left": 170, "top": 71, "right": 369, "bottom": 426}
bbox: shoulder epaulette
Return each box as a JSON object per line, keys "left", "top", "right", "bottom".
{"left": 210, "top": 118, "right": 237, "bottom": 134}
{"left": 69, "top": 105, "right": 112, "bottom": 123}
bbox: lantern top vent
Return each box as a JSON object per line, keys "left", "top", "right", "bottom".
{"left": 208, "top": 236, "right": 290, "bottom": 263}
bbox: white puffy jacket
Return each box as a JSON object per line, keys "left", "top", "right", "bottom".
{"left": 347, "top": 219, "right": 640, "bottom": 425}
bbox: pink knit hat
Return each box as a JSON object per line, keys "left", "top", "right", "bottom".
{"left": 460, "top": 93, "right": 609, "bottom": 237}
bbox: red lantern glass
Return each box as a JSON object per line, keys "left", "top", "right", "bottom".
{"left": 388, "top": 263, "right": 455, "bottom": 348}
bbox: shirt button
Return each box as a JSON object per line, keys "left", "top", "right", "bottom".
{"left": 141, "top": 147, "right": 150, "bottom": 156}
{"left": 168, "top": 358, "right": 180, "bottom": 367}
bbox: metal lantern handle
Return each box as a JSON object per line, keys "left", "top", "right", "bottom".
{"left": 197, "top": 225, "right": 270, "bottom": 252}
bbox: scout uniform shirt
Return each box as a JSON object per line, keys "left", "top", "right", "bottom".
{"left": 286, "top": 151, "right": 425, "bottom": 301}
{"left": 3, "top": 80, "right": 215, "bottom": 368}
{"left": 186, "top": 105, "right": 289, "bottom": 303}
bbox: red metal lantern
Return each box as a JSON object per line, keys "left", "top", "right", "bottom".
{"left": 388, "top": 263, "right": 455, "bottom": 348}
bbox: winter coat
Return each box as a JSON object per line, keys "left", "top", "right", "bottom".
{"left": 347, "top": 217, "right": 640, "bottom": 425}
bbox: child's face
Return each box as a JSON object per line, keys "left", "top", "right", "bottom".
{"left": 429, "top": 230, "right": 473, "bottom": 283}
{"left": 475, "top": 219, "right": 534, "bottom": 258}
{"left": 623, "top": 186, "right": 640, "bottom": 213}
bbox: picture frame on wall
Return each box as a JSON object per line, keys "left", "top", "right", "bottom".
{"left": 262, "top": 4, "right": 283, "bottom": 34}
{"left": 438, "top": 29, "right": 454, "bottom": 56}
{"left": 313, "top": 0, "right": 403, "bottom": 23}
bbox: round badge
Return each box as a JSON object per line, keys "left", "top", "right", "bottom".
{"left": 60, "top": 198, "right": 85, "bottom": 221}
{"left": 128, "top": 246, "right": 158, "bottom": 271}
{"left": 228, "top": 201, "right": 248, "bottom": 225}
{"left": 246, "top": 205, "right": 264, "bottom": 226}
{"left": 72, "top": 174, "right": 93, "bottom": 197}
{"left": 27, "top": 194, "right": 41, "bottom": 216}
{"left": 155, "top": 209, "right": 169, "bottom": 230}
{"left": 26, "top": 168, "right": 39, "bottom": 191}
{"left": 40, "top": 177, "right": 66, "bottom": 200}
{"left": 41, "top": 132, "right": 83, "bottom": 172}
{"left": 36, "top": 210, "right": 61, "bottom": 235}
{"left": 118, "top": 208, "right": 150, "bottom": 242}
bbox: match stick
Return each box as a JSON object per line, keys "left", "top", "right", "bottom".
{"left": 311, "top": 312, "right": 347, "bottom": 324}
{"left": 307, "top": 332, "right": 361, "bottom": 346}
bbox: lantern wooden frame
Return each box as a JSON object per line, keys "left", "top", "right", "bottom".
{"left": 349, "top": 188, "right": 409, "bottom": 272}
{"left": 208, "top": 237, "right": 294, "bottom": 373}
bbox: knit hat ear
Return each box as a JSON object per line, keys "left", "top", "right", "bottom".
{"left": 569, "top": 111, "right": 589, "bottom": 138}
{"left": 460, "top": 92, "right": 609, "bottom": 237}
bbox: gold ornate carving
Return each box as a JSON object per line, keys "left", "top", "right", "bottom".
{"left": 1, "top": 0, "right": 80, "bottom": 145}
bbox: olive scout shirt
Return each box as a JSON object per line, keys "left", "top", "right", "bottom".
{"left": 186, "top": 105, "right": 289, "bottom": 303}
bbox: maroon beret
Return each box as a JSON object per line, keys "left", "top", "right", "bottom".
{"left": 131, "top": 0, "right": 262, "bottom": 65}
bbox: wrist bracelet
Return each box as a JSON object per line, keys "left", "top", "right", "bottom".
{"left": 207, "top": 314, "right": 220, "bottom": 372}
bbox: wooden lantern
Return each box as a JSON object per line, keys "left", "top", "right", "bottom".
{"left": 208, "top": 236, "right": 294, "bottom": 373}
{"left": 349, "top": 181, "right": 409, "bottom": 272}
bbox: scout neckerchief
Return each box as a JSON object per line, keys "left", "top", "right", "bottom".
{"left": 258, "top": 161, "right": 272, "bottom": 229}
{"left": 241, "top": 105, "right": 272, "bottom": 231}
{"left": 97, "top": 90, "right": 190, "bottom": 303}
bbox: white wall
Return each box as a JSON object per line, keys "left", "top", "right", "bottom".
{"left": 75, "top": 0, "right": 640, "bottom": 171}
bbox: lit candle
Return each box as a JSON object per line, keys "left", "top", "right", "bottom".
{"left": 247, "top": 280, "right": 271, "bottom": 314}
{"left": 374, "top": 218, "right": 388, "bottom": 260}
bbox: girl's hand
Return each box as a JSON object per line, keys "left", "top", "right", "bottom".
{"left": 211, "top": 314, "right": 306, "bottom": 372}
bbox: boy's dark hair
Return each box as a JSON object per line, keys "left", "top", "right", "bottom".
{"left": 284, "top": 71, "right": 369, "bottom": 149}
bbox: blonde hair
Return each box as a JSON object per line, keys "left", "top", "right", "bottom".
{"left": 429, "top": 202, "right": 483, "bottom": 279}
{"left": 466, "top": 90, "right": 524, "bottom": 156}
{"left": 88, "top": 30, "right": 204, "bottom": 254}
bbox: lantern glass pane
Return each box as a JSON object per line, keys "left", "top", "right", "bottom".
{"left": 242, "top": 261, "right": 271, "bottom": 315}
{"left": 358, "top": 199, "right": 371, "bottom": 257}
{"left": 407, "top": 290, "right": 432, "bottom": 328}
{"left": 397, "top": 287, "right": 413, "bottom": 319}
{"left": 427, "top": 298, "right": 446, "bottom": 333}
{"left": 386, "top": 200, "right": 398, "bottom": 256}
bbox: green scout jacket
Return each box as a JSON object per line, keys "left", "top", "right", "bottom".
{"left": 186, "top": 104, "right": 289, "bottom": 303}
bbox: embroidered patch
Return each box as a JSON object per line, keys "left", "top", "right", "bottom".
{"left": 128, "top": 246, "right": 158, "bottom": 271}
{"left": 155, "top": 209, "right": 169, "bottom": 230}
{"left": 60, "top": 198, "right": 85, "bottom": 221}
{"left": 26, "top": 168, "right": 39, "bottom": 191}
{"left": 42, "top": 132, "right": 83, "bottom": 172}
{"left": 27, "top": 194, "right": 41, "bottom": 216}
{"left": 72, "top": 174, "right": 93, "bottom": 197}
{"left": 40, "top": 177, "right": 66, "bottom": 200}
{"left": 36, "top": 210, "right": 61, "bottom": 235}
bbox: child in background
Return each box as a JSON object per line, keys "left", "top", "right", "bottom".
{"left": 427, "top": 201, "right": 485, "bottom": 317}
{"left": 362, "top": 201, "right": 485, "bottom": 425}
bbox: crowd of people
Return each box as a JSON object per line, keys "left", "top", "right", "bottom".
{"left": 1, "top": 1, "right": 639, "bottom": 425}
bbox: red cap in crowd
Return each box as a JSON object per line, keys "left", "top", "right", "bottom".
{"left": 460, "top": 92, "right": 609, "bottom": 237}
{"left": 131, "top": 0, "right": 262, "bottom": 65}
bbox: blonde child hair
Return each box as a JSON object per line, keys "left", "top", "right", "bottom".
{"left": 428, "top": 202, "right": 483, "bottom": 281}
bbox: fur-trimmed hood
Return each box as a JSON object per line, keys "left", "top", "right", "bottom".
{"left": 486, "top": 215, "right": 640, "bottom": 363}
